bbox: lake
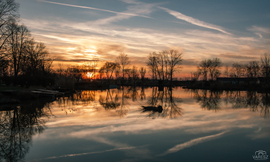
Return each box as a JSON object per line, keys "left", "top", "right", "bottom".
{"left": 1, "top": 87, "right": 269, "bottom": 162}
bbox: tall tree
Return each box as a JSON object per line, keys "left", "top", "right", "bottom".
{"left": 7, "top": 23, "right": 30, "bottom": 77}
{"left": 131, "top": 66, "right": 139, "bottom": 80}
{"left": 23, "top": 40, "right": 50, "bottom": 76}
{"left": 99, "top": 61, "right": 120, "bottom": 79}
{"left": 208, "top": 58, "right": 222, "bottom": 81}
{"left": 261, "top": 53, "right": 270, "bottom": 84}
{"left": 147, "top": 52, "right": 158, "bottom": 80}
{"left": 167, "top": 50, "right": 182, "bottom": 83}
{"left": 139, "top": 67, "right": 146, "bottom": 81}
{"left": 157, "top": 50, "right": 168, "bottom": 82}
{"left": 0, "top": 0, "right": 18, "bottom": 76}
{"left": 198, "top": 59, "right": 211, "bottom": 81}
{"left": 245, "top": 61, "right": 260, "bottom": 78}
{"left": 230, "top": 63, "right": 245, "bottom": 78}
{"left": 116, "top": 53, "right": 130, "bottom": 79}
{"left": 0, "top": 0, "right": 18, "bottom": 50}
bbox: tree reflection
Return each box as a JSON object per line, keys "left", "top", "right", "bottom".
{"left": 99, "top": 89, "right": 120, "bottom": 110}
{"left": 0, "top": 100, "right": 53, "bottom": 162}
{"left": 193, "top": 90, "right": 222, "bottom": 112}
{"left": 192, "top": 89, "right": 270, "bottom": 117}
{"left": 143, "top": 87, "right": 182, "bottom": 119}
{"left": 260, "top": 93, "right": 270, "bottom": 117}
{"left": 116, "top": 87, "right": 130, "bottom": 117}
{"left": 98, "top": 87, "right": 130, "bottom": 117}
{"left": 56, "top": 90, "right": 97, "bottom": 114}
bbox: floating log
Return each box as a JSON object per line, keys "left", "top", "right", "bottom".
{"left": 142, "top": 106, "right": 163, "bottom": 113}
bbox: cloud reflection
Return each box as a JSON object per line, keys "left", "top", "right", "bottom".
{"left": 159, "top": 131, "right": 228, "bottom": 156}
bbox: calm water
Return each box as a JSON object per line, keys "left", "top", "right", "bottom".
{"left": 1, "top": 87, "right": 270, "bottom": 162}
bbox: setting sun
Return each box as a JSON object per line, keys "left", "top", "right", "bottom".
{"left": 86, "top": 72, "right": 93, "bottom": 78}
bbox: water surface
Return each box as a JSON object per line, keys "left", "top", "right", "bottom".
{"left": 1, "top": 87, "right": 269, "bottom": 162}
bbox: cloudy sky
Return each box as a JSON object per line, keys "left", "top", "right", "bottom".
{"left": 17, "top": 0, "right": 270, "bottom": 77}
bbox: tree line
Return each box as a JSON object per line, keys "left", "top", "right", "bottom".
{"left": 191, "top": 53, "right": 270, "bottom": 82}
{"left": 0, "top": 0, "right": 52, "bottom": 86}
{"left": 60, "top": 49, "right": 183, "bottom": 86}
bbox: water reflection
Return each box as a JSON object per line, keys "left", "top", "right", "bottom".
{"left": 143, "top": 87, "right": 182, "bottom": 119}
{"left": 1, "top": 87, "right": 269, "bottom": 161}
{"left": 192, "top": 90, "right": 222, "bottom": 112}
{"left": 99, "top": 89, "right": 120, "bottom": 110}
{"left": 192, "top": 89, "right": 270, "bottom": 117}
{"left": 0, "top": 100, "right": 53, "bottom": 162}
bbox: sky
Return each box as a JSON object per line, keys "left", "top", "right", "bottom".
{"left": 17, "top": 0, "right": 270, "bottom": 77}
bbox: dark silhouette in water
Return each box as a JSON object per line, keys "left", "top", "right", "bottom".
{"left": 143, "top": 87, "right": 182, "bottom": 119}
{"left": 0, "top": 99, "right": 53, "bottom": 162}
{"left": 142, "top": 105, "right": 163, "bottom": 113}
{"left": 191, "top": 89, "right": 270, "bottom": 117}
{"left": 192, "top": 89, "right": 221, "bottom": 112}
{"left": 99, "top": 89, "right": 120, "bottom": 110}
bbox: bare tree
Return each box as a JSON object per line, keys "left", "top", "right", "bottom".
{"left": 261, "top": 53, "right": 270, "bottom": 84}
{"left": 0, "top": 0, "right": 19, "bottom": 50}
{"left": 0, "top": 0, "right": 18, "bottom": 76}
{"left": 131, "top": 66, "right": 139, "bottom": 81}
{"left": 167, "top": 49, "right": 182, "bottom": 82}
{"left": 139, "top": 67, "right": 146, "bottom": 81}
{"left": 224, "top": 65, "right": 229, "bottom": 77}
{"left": 157, "top": 50, "right": 168, "bottom": 82}
{"left": 116, "top": 53, "right": 130, "bottom": 79}
{"left": 197, "top": 59, "right": 211, "bottom": 81}
{"left": 22, "top": 40, "right": 50, "bottom": 76}
{"left": 245, "top": 61, "right": 260, "bottom": 78}
{"left": 147, "top": 52, "right": 158, "bottom": 80}
{"left": 7, "top": 23, "right": 30, "bottom": 77}
{"left": 230, "top": 63, "right": 245, "bottom": 78}
{"left": 99, "top": 61, "right": 120, "bottom": 79}
{"left": 191, "top": 71, "right": 201, "bottom": 81}
{"left": 208, "top": 58, "right": 222, "bottom": 81}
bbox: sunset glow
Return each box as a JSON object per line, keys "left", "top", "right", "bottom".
{"left": 18, "top": 0, "right": 270, "bottom": 77}
{"left": 86, "top": 72, "right": 94, "bottom": 78}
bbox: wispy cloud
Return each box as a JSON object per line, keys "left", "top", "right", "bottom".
{"left": 44, "top": 146, "right": 137, "bottom": 159}
{"left": 159, "top": 7, "right": 231, "bottom": 35}
{"left": 92, "top": 0, "right": 157, "bottom": 25}
{"left": 38, "top": 0, "right": 151, "bottom": 18}
{"left": 249, "top": 26, "right": 270, "bottom": 34}
{"left": 159, "top": 131, "right": 228, "bottom": 156}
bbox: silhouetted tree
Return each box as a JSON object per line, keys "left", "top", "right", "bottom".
{"left": 0, "top": 0, "right": 18, "bottom": 76}
{"left": 147, "top": 52, "right": 158, "bottom": 80}
{"left": 116, "top": 53, "right": 130, "bottom": 79}
{"left": 157, "top": 50, "right": 168, "bottom": 82}
{"left": 0, "top": 0, "right": 18, "bottom": 50}
{"left": 99, "top": 61, "right": 120, "bottom": 79}
{"left": 198, "top": 59, "right": 211, "bottom": 81}
{"left": 230, "top": 63, "right": 245, "bottom": 78}
{"left": 245, "top": 61, "right": 260, "bottom": 78}
{"left": 139, "top": 67, "right": 146, "bottom": 81}
{"left": 7, "top": 23, "right": 30, "bottom": 77}
{"left": 224, "top": 65, "right": 229, "bottom": 77}
{"left": 21, "top": 40, "right": 51, "bottom": 76}
{"left": 197, "top": 58, "right": 221, "bottom": 81}
{"left": 131, "top": 66, "right": 139, "bottom": 81}
{"left": 167, "top": 50, "right": 182, "bottom": 83}
{"left": 261, "top": 53, "right": 270, "bottom": 84}
{"left": 208, "top": 58, "right": 222, "bottom": 80}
